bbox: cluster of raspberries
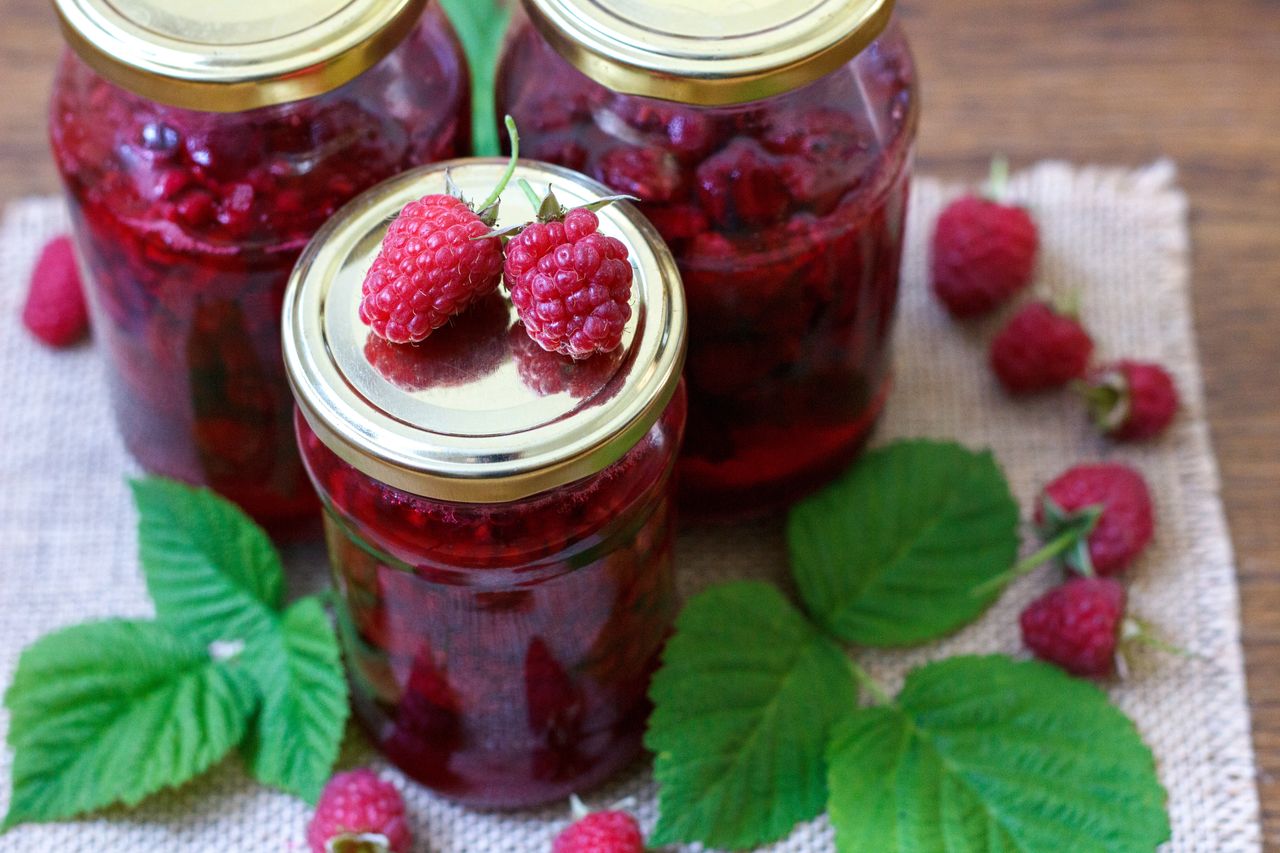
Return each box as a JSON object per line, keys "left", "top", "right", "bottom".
{"left": 931, "top": 161, "right": 1180, "bottom": 442}
{"left": 359, "top": 188, "right": 633, "bottom": 361}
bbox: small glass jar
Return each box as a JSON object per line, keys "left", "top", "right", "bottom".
{"left": 49, "top": 0, "right": 470, "bottom": 535}
{"left": 498, "top": 0, "right": 918, "bottom": 519}
{"left": 282, "top": 162, "right": 688, "bottom": 807}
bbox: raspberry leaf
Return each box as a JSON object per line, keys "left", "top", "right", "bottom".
{"left": 439, "top": 0, "right": 510, "bottom": 157}
{"left": 239, "top": 596, "right": 349, "bottom": 804}
{"left": 2, "top": 620, "right": 256, "bottom": 829}
{"left": 827, "top": 656, "right": 1169, "bottom": 852}
{"left": 132, "top": 477, "right": 284, "bottom": 645}
{"left": 788, "top": 440, "right": 1019, "bottom": 646}
{"left": 646, "top": 583, "right": 856, "bottom": 849}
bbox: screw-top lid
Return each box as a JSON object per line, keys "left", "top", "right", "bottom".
{"left": 522, "top": 0, "right": 895, "bottom": 106}
{"left": 53, "top": 0, "right": 426, "bottom": 111}
{"left": 282, "top": 160, "right": 687, "bottom": 504}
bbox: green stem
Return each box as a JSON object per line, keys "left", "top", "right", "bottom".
{"left": 477, "top": 116, "right": 521, "bottom": 212}
{"left": 517, "top": 178, "right": 543, "bottom": 209}
{"left": 971, "top": 507, "right": 1102, "bottom": 598}
{"left": 985, "top": 155, "right": 1010, "bottom": 202}
{"left": 847, "top": 658, "right": 893, "bottom": 707}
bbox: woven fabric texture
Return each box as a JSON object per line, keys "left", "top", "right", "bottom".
{"left": 0, "top": 162, "right": 1262, "bottom": 851}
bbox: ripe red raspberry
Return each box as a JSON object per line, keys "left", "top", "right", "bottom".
{"left": 990, "top": 301, "right": 1094, "bottom": 394}
{"left": 358, "top": 194, "right": 504, "bottom": 344}
{"left": 1036, "top": 463, "right": 1155, "bottom": 577}
{"left": 306, "top": 768, "right": 411, "bottom": 853}
{"left": 552, "top": 799, "right": 644, "bottom": 853}
{"left": 931, "top": 164, "right": 1039, "bottom": 317}
{"left": 22, "top": 235, "right": 89, "bottom": 347}
{"left": 360, "top": 118, "right": 521, "bottom": 344}
{"left": 1082, "top": 360, "right": 1180, "bottom": 441}
{"left": 504, "top": 199, "right": 633, "bottom": 359}
{"left": 1020, "top": 576, "right": 1127, "bottom": 677}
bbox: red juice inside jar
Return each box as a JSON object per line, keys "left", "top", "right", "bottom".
{"left": 298, "top": 389, "right": 684, "bottom": 807}
{"left": 48, "top": 2, "right": 470, "bottom": 535}
{"left": 498, "top": 1, "right": 919, "bottom": 518}
{"left": 282, "top": 163, "right": 688, "bottom": 806}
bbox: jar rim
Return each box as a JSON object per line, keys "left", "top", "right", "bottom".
{"left": 521, "top": 0, "right": 895, "bottom": 106}
{"left": 53, "top": 0, "right": 425, "bottom": 112}
{"left": 282, "top": 159, "right": 688, "bottom": 504}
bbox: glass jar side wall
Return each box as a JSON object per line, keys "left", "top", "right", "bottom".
{"left": 497, "top": 17, "right": 918, "bottom": 519}
{"left": 296, "top": 387, "right": 686, "bottom": 807}
{"left": 49, "top": 6, "right": 471, "bottom": 535}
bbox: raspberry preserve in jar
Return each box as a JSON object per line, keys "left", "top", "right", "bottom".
{"left": 282, "top": 162, "right": 687, "bottom": 807}
{"left": 498, "top": 0, "right": 918, "bottom": 518}
{"left": 49, "top": 0, "right": 470, "bottom": 535}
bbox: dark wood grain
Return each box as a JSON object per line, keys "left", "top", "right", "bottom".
{"left": 2, "top": 0, "right": 1278, "bottom": 845}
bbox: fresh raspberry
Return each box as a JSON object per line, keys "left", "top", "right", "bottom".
{"left": 990, "top": 301, "right": 1094, "bottom": 394}
{"left": 363, "top": 293, "right": 510, "bottom": 391}
{"left": 358, "top": 194, "right": 504, "bottom": 344}
{"left": 306, "top": 769, "right": 411, "bottom": 853}
{"left": 360, "top": 119, "right": 522, "bottom": 344}
{"left": 931, "top": 188, "right": 1039, "bottom": 317}
{"left": 1082, "top": 360, "right": 1180, "bottom": 441}
{"left": 504, "top": 205, "right": 633, "bottom": 359}
{"left": 1020, "top": 576, "right": 1127, "bottom": 677}
{"left": 552, "top": 800, "right": 644, "bottom": 853}
{"left": 595, "top": 146, "right": 685, "bottom": 203}
{"left": 695, "top": 138, "right": 790, "bottom": 229}
{"left": 22, "top": 235, "right": 89, "bottom": 347}
{"left": 1036, "top": 463, "right": 1155, "bottom": 577}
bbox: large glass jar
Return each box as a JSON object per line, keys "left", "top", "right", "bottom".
{"left": 498, "top": 0, "right": 918, "bottom": 519}
{"left": 282, "top": 162, "right": 687, "bottom": 807}
{"left": 48, "top": 0, "right": 470, "bottom": 535}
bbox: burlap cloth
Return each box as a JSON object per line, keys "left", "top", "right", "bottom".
{"left": 0, "top": 162, "right": 1262, "bottom": 851}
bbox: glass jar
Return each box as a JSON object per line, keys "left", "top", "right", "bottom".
{"left": 282, "top": 162, "right": 687, "bottom": 807}
{"left": 498, "top": 0, "right": 918, "bottom": 519}
{"left": 48, "top": 0, "right": 470, "bottom": 535}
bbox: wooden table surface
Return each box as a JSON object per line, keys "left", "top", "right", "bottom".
{"left": 2, "top": 0, "right": 1277, "bottom": 845}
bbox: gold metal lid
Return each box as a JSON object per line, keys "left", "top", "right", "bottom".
{"left": 53, "top": 0, "right": 426, "bottom": 112}
{"left": 282, "top": 160, "right": 687, "bottom": 504}
{"left": 522, "top": 0, "right": 895, "bottom": 106}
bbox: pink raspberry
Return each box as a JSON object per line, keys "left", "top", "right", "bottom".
{"left": 552, "top": 799, "right": 644, "bottom": 853}
{"left": 1082, "top": 360, "right": 1180, "bottom": 441}
{"left": 1020, "top": 576, "right": 1127, "bottom": 677}
{"left": 358, "top": 194, "right": 505, "bottom": 344}
{"left": 306, "top": 769, "right": 411, "bottom": 853}
{"left": 1036, "top": 463, "right": 1155, "bottom": 577}
{"left": 504, "top": 207, "right": 633, "bottom": 359}
{"left": 932, "top": 184, "right": 1039, "bottom": 318}
{"left": 990, "top": 301, "right": 1094, "bottom": 394}
{"left": 360, "top": 118, "right": 521, "bottom": 344}
{"left": 22, "top": 235, "right": 89, "bottom": 347}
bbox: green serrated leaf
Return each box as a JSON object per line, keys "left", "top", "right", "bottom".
{"left": 132, "top": 477, "right": 284, "bottom": 645}
{"left": 240, "top": 597, "right": 349, "bottom": 803}
{"left": 439, "top": 0, "right": 511, "bottom": 157}
{"left": 2, "top": 620, "right": 256, "bottom": 829}
{"left": 646, "top": 582, "right": 857, "bottom": 850}
{"left": 827, "top": 656, "right": 1170, "bottom": 853}
{"left": 788, "top": 440, "right": 1020, "bottom": 646}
